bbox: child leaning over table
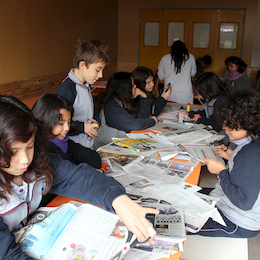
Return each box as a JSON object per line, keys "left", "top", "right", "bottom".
{"left": 189, "top": 90, "right": 260, "bottom": 238}
{"left": 56, "top": 40, "right": 109, "bottom": 149}
{"left": 0, "top": 95, "right": 158, "bottom": 259}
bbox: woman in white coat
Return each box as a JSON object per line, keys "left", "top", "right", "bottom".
{"left": 157, "top": 40, "right": 196, "bottom": 104}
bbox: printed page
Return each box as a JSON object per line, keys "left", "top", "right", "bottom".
{"left": 112, "top": 138, "right": 169, "bottom": 154}
{"left": 97, "top": 142, "right": 137, "bottom": 155}
{"left": 126, "top": 132, "right": 173, "bottom": 145}
{"left": 132, "top": 157, "right": 195, "bottom": 185}
{"left": 143, "top": 184, "right": 213, "bottom": 215}
{"left": 123, "top": 248, "right": 170, "bottom": 260}
{"left": 14, "top": 203, "right": 77, "bottom": 259}
{"left": 183, "top": 144, "right": 225, "bottom": 163}
{"left": 46, "top": 204, "right": 129, "bottom": 260}
{"left": 157, "top": 111, "right": 178, "bottom": 120}
{"left": 141, "top": 203, "right": 186, "bottom": 241}
{"left": 162, "top": 129, "right": 213, "bottom": 144}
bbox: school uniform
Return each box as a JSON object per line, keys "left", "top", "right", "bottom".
{"left": 191, "top": 137, "right": 260, "bottom": 238}
{"left": 135, "top": 95, "right": 166, "bottom": 117}
{"left": 56, "top": 69, "right": 100, "bottom": 148}
{"left": 0, "top": 154, "right": 126, "bottom": 259}
{"left": 224, "top": 71, "right": 252, "bottom": 94}
{"left": 49, "top": 135, "right": 101, "bottom": 168}
{"left": 93, "top": 95, "right": 156, "bottom": 149}
{"left": 188, "top": 97, "right": 224, "bottom": 132}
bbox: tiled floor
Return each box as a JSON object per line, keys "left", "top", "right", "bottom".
{"left": 199, "top": 166, "right": 260, "bottom": 260}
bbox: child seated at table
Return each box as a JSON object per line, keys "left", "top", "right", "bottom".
{"left": 32, "top": 93, "right": 101, "bottom": 168}
{"left": 132, "top": 66, "right": 172, "bottom": 116}
{"left": 94, "top": 72, "right": 158, "bottom": 149}
{"left": 180, "top": 72, "right": 229, "bottom": 132}
{"left": 0, "top": 95, "right": 158, "bottom": 259}
{"left": 192, "top": 90, "right": 260, "bottom": 238}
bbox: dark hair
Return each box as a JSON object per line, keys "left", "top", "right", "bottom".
{"left": 73, "top": 39, "right": 110, "bottom": 68}
{"left": 216, "top": 90, "right": 260, "bottom": 139}
{"left": 195, "top": 72, "right": 230, "bottom": 100}
{"left": 224, "top": 56, "right": 235, "bottom": 66}
{"left": 170, "top": 40, "right": 189, "bottom": 74}
{"left": 0, "top": 96, "right": 53, "bottom": 200}
{"left": 227, "top": 56, "right": 247, "bottom": 73}
{"left": 202, "top": 55, "right": 212, "bottom": 66}
{"left": 256, "top": 69, "right": 260, "bottom": 81}
{"left": 101, "top": 72, "right": 137, "bottom": 117}
{"left": 32, "top": 93, "right": 76, "bottom": 138}
{"left": 132, "top": 66, "right": 154, "bottom": 103}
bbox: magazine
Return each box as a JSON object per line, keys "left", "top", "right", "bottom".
{"left": 112, "top": 138, "right": 168, "bottom": 153}
{"left": 14, "top": 202, "right": 136, "bottom": 260}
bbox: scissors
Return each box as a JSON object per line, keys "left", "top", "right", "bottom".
{"left": 110, "top": 231, "right": 150, "bottom": 260}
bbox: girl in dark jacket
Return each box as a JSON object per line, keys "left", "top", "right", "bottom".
{"left": 132, "top": 66, "right": 171, "bottom": 117}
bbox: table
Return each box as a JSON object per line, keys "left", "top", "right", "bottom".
{"left": 47, "top": 103, "right": 203, "bottom": 260}
{"left": 47, "top": 159, "right": 201, "bottom": 260}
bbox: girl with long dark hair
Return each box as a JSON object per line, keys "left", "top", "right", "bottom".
{"left": 94, "top": 72, "right": 158, "bottom": 148}
{"left": 157, "top": 40, "right": 196, "bottom": 104}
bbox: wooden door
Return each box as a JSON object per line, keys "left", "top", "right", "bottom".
{"left": 213, "top": 9, "right": 245, "bottom": 76}
{"left": 139, "top": 10, "right": 164, "bottom": 72}
{"left": 139, "top": 9, "right": 245, "bottom": 77}
{"left": 187, "top": 10, "right": 217, "bottom": 73}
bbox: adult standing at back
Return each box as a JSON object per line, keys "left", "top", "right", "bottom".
{"left": 157, "top": 40, "right": 196, "bottom": 104}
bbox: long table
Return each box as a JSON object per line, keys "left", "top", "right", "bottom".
{"left": 47, "top": 103, "right": 203, "bottom": 260}
{"left": 47, "top": 159, "right": 201, "bottom": 260}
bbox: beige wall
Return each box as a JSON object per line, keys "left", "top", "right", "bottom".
{"left": 0, "top": 0, "right": 118, "bottom": 85}
{"left": 1, "top": 0, "right": 259, "bottom": 98}
{"left": 118, "top": 0, "right": 258, "bottom": 72}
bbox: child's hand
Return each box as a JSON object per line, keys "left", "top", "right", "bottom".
{"left": 161, "top": 85, "right": 172, "bottom": 100}
{"left": 84, "top": 120, "right": 99, "bottom": 137}
{"left": 112, "top": 195, "right": 159, "bottom": 242}
{"left": 180, "top": 111, "right": 189, "bottom": 117}
{"left": 134, "top": 88, "right": 147, "bottom": 98}
{"left": 205, "top": 158, "right": 226, "bottom": 174}
{"left": 190, "top": 114, "right": 201, "bottom": 122}
{"left": 215, "top": 145, "right": 232, "bottom": 160}
{"left": 150, "top": 115, "right": 158, "bottom": 124}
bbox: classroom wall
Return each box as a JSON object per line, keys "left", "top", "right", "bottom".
{"left": 0, "top": 0, "right": 118, "bottom": 99}
{"left": 117, "top": 0, "right": 259, "bottom": 73}
{"left": 1, "top": 0, "right": 259, "bottom": 100}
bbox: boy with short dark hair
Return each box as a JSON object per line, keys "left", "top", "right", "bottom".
{"left": 56, "top": 40, "right": 109, "bottom": 148}
{"left": 192, "top": 90, "right": 260, "bottom": 238}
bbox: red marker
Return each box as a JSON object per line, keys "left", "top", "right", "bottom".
{"left": 100, "top": 163, "right": 108, "bottom": 173}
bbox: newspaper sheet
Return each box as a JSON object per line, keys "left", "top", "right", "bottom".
{"left": 141, "top": 184, "right": 225, "bottom": 231}
{"left": 14, "top": 203, "right": 133, "bottom": 260}
{"left": 160, "top": 129, "right": 215, "bottom": 144}
{"left": 114, "top": 157, "right": 195, "bottom": 186}
{"left": 112, "top": 138, "right": 169, "bottom": 154}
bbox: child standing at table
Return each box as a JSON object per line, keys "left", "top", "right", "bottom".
{"left": 56, "top": 40, "right": 109, "bottom": 149}
{"left": 132, "top": 66, "right": 172, "bottom": 116}
{"left": 0, "top": 95, "right": 158, "bottom": 259}
{"left": 31, "top": 93, "right": 101, "bottom": 168}
{"left": 223, "top": 56, "right": 251, "bottom": 94}
{"left": 192, "top": 90, "right": 260, "bottom": 238}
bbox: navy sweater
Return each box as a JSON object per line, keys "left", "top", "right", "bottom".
{"left": 0, "top": 154, "right": 125, "bottom": 259}
{"left": 104, "top": 95, "right": 156, "bottom": 133}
